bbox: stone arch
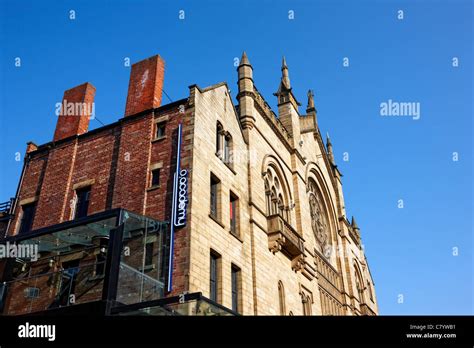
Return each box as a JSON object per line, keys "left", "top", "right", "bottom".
{"left": 353, "top": 260, "right": 366, "bottom": 304}
{"left": 305, "top": 162, "right": 338, "bottom": 255}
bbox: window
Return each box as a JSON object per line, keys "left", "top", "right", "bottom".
{"left": 210, "top": 252, "right": 221, "bottom": 302}
{"left": 264, "top": 166, "right": 289, "bottom": 222}
{"left": 155, "top": 122, "right": 166, "bottom": 139}
{"left": 151, "top": 168, "right": 160, "bottom": 187}
{"left": 223, "top": 134, "right": 232, "bottom": 165}
{"left": 145, "top": 242, "right": 154, "bottom": 267}
{"left": 231, "top": 265, "right": 241, "bottom": 313}
{"left": 210, "top": 174, "right": 220, "bottom": 220}
{"left": 302, "top": 294, "right": 312, "bottom": 315}
{"left": 216, "top": 122, "right": 233, "bottom": 169}
{"left": 74, "top": 187, "right": 91, "bottom": 219}
{"left": 278, "top": 281, "right": 286, "bottom": 315}
{"left": 216, "top": 122, "right": 223, "bottom": 157}
{"left": 18, "top": 202, "right": 36, "bottom": 234}
{"left": 354, "top": 266, "right": 365, "bottom": 304}
{"left": 229, "top": 192, "right": 239, "bottom": 236}
{"left": 308, "top": 178, "right": 331, "bottom": 253}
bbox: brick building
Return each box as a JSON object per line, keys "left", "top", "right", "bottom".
{"left": 0, "top": 53, "right": 378, "bottom": 316}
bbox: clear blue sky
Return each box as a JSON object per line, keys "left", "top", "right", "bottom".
{"left": 0, "top": 0, "right": 472, "bottom": 315}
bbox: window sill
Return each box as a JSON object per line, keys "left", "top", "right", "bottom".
{"left": 229, "top": 231, "right": 243, "bottom": 243}
{"left": 224, "top": 161, "right": 236, "bottom": 175}
{"left": 215, "top": 152, "right": 236, "bottom": 175}
{"left": 147, "top": 185, "right": 161, "bottom": 192}
{"left": 152, "top": 136, "right": 167, "bottom": 143}
{"left": 209, "top": 214, "right": 225, "bottom": 228}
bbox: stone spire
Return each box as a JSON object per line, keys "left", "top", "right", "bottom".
{"left": 281, "top": 56, "right": 291, "bottom": 89}
{"left": 326, "top": 133, "right": 335, "bottom": 164}
{"left": 240, "top": 51, "right": 250, "bottom": 66}
{"left": 274, "top": 56, "right": 300, "bottom": 108}
{"left": 306, "top": 89, "right": 316, "bottom": 113}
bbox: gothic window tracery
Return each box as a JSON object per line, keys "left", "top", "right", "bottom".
{"left": 264, "top": 166, "right": 289, "bottom": 222}
{"left": 308, "top": 178, "right": 331, "bottom": 256}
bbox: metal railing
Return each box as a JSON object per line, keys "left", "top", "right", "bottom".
{"left": 0, "top": 198, "right": 13, "bottom": 215}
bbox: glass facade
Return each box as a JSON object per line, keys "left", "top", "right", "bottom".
{"left": 0, "top": 209, "right": 168, "bottom": 315}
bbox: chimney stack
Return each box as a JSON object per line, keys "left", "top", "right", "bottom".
{"left": 124, "top": 55, "right": 165, "bottom": 116}
{"left": 53, "top": 82, "right": 96, "bottom": 142}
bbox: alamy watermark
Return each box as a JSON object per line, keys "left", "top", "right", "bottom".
{"left": 55, "top": 99, "right": 96, "bottom": 119}
{"left": 380, "top": 99, "right": 421, "bottom": 120}
{"left": 0, "top": 242, "right": 39, "bottom": 261}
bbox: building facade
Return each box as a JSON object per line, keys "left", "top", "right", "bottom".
{"left": 0, "top": 53, "right": 378, "bottom": 316}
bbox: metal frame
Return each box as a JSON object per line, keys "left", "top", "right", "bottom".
{"left": 110, "top": 291, "right": 239, "bottom": 316}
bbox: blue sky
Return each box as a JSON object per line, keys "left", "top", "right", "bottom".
{"left": 0, "top": 0, "right": 472, "bottom": 315}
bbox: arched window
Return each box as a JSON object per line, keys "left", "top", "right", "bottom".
{"left": 278, "top": 195, "right": 284, "bottom": 217}
{"left": 278, "top": 281, "right": 286, "bottom": 315}
{"left": 308, "top": 178, "right": 331, "bottom": 254}
{"left": 271, "top": 188, "right": 277, "bottom": 215}
{"left": 354, "top": 265, "right": 365, "bottom": 304}
{"left": 216, "top": 122, "right": 223, "bottom": 157}
{"left": 302, "top": 293, "right": 312, "bottom": 315}
{"left": 265, "top": 179, "right": 271, "bottom": 214}
{"left": 224, "top": 134, "right": 233, "bottom": 165}
{"left": 264, "top": 166, "right": 289, "bottom": 222}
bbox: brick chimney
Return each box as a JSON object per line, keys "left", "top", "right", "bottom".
{"left": 53, "top": 82, "right": 96, "bottom": 142}
{"left": 124, "top": 55, "right": 165, "bottom": 116}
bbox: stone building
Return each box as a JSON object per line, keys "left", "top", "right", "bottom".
{"left": 0, "top": 53, "right": 378, "bottom": 316}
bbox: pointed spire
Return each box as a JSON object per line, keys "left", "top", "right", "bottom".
{"left": 351, "top": 216, "right": 359, "bottom": 230}
{"left": 307, "top": 89, "right": 315, "bottom": 112}
{"left": 281, "top": 56, "right": 291, "bottom": 89}
{"left": 326, "top": 132, "right": 335, "bottom": 164}
{"left": 240, "top": 51, "right": 250, "bottom": 66}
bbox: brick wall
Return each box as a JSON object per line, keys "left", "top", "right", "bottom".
{"left": 7, "top": 101, "right": 191, "bottom": 297}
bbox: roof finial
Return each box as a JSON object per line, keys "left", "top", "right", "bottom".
{"left": 326, "top": 133, "right": 335, "bottom": 164}
{"left": 307, "top": 89, "right": 315, "bottom": 112}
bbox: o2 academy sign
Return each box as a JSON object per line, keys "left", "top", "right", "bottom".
{"left": 168, "top": 123, "right": 188, "bottom": 292}
{"left": 173, "top": 168, "right": 188, "bottom": 227}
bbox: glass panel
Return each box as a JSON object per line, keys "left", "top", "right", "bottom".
{"left": 116, "top": 211, "right": 167, "bottom": 305}
{"left": 1, "top": 216, "right": 117, "bottom": 315}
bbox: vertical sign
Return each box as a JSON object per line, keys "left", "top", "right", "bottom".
{"left": 168, "top": 123, "right": 188, "bottom": 292}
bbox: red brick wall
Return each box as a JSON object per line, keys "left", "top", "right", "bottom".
{"left": 7, "top": 101, "right": 193, "bottom": 296}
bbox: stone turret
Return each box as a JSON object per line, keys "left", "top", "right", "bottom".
{"left": 274, "top": 57, "right": 301, "bottom": 147}
{"left": 237, "top": 52, "right": 256, "bottom": 138}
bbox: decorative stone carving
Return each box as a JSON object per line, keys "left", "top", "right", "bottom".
{"left": 291, "top": 254, "right": 305, "bottom": 272}
{"left": 268, "top": 233, "right": 285, "bottom": 254}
